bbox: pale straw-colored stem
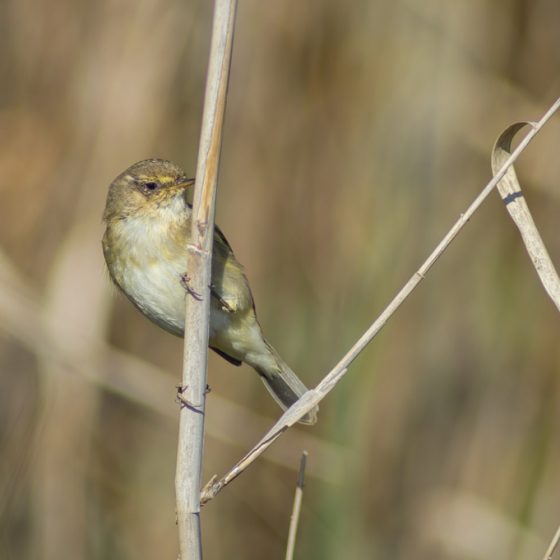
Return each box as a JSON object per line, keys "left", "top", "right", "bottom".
{"left": 542, "top": 524, "right": 560, "bottom": 560}
{"left": 175, "top": 1, "right": 237, "bottom": 558}
{"left": 285, "top": 451, "right": 308, "bottom": 560}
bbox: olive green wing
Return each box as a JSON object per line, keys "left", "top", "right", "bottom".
{"left": 211, "top": 224, "right": 256, "bottom": 313}
{"left": 214, "top": 224, "right": 234, "bottom": 252}
{"left": 209, "top": 224, "right": 257, "bottom": 366}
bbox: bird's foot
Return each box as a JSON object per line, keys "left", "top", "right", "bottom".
{"left": 175, "top": 384, "right": 211, "bottom": 411}
{"left": 210, "top": 284, "right": 235, "bottom": 312}
{"left": 176, "top": 385, "right": 201, "bottom": 410}
{"left": 180, "top": 273, "right": 203, "bottom": 301}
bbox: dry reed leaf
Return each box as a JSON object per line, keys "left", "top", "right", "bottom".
{"left": 492, "top": 122, "right": 560, "bottom": 311}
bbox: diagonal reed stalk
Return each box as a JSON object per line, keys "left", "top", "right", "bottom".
{"left": 201, "top": 96, "right": 560, "bottom": 505}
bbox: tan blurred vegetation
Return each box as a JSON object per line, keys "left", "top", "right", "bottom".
{"left": 1, "top": 0, "right": 560, "bottom": 559}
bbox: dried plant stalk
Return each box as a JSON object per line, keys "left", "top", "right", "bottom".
{"left": 175, "top": 1, "right": 237, "bottom": 558}
{"left": 285, "top": 451, "right": 308, "bottom": 560}
{"left": 542, "top": 524, "right": 560, "bottom": 560}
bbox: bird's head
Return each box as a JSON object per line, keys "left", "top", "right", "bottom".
{"left": 103, "top": 159, "right": 194, "bottom": 222}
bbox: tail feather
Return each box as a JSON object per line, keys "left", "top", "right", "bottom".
{"left": 254, "top": 342, "right": 318, "bottom": 425}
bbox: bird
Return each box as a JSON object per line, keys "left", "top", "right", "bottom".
{"left": 102, "top": 158, "right": 317, "bottom": 424}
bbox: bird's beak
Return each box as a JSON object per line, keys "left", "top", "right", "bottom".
{"left": 159, "top": 178, "right": 195, "bottom": 200}
{"left": 174, "top": 178, "right": 196, "bottom": 190}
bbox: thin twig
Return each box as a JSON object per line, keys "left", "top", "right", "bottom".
{"left": 542, "top": 525, "right": 560, "bottom": 560}
{"left": 285, "top": 451, "right": 308, "bottom": 560}
{"left": 200, "top": 97, "right": 560, "bottom": 505}
{"left": 175, "top": 1, "right": 237, "bottom": 558}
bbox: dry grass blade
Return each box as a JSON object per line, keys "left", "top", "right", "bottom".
{"left": 284, "top": 451, "right": 308, "bottom": 560}
{"left": 492, "top": 122, "right": 560, "bottom": 311}
{"left": 200, "top": 97, "right": 560, "bottom": 506}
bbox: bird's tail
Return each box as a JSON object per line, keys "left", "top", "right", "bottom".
{"left": 252, "top": 341, "right": 318, "bottom": 425}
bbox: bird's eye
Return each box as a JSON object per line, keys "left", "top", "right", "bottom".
{"left": 144, "top": 181, "right": 159, "bottom": 191}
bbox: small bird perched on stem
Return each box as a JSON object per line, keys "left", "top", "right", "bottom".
{"left": 102, "top": 159, "right": 317, "bottom": 425}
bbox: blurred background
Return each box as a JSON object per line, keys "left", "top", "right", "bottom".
{"left": 1, "top": 0, "right": 560, "bottom": 558}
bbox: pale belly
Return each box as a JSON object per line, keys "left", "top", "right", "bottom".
{"left": 117, "top": 255, "right": 188, "bottom": 336}
{"left": 104, "top": 211, "right": 263, "bottom": 362}
{"left": 113, "top": 247, "right": 235, "bottom": 344}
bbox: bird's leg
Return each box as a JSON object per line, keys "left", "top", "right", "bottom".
{"left": 180, "top": 273, "right": 203, "bottom": 301}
